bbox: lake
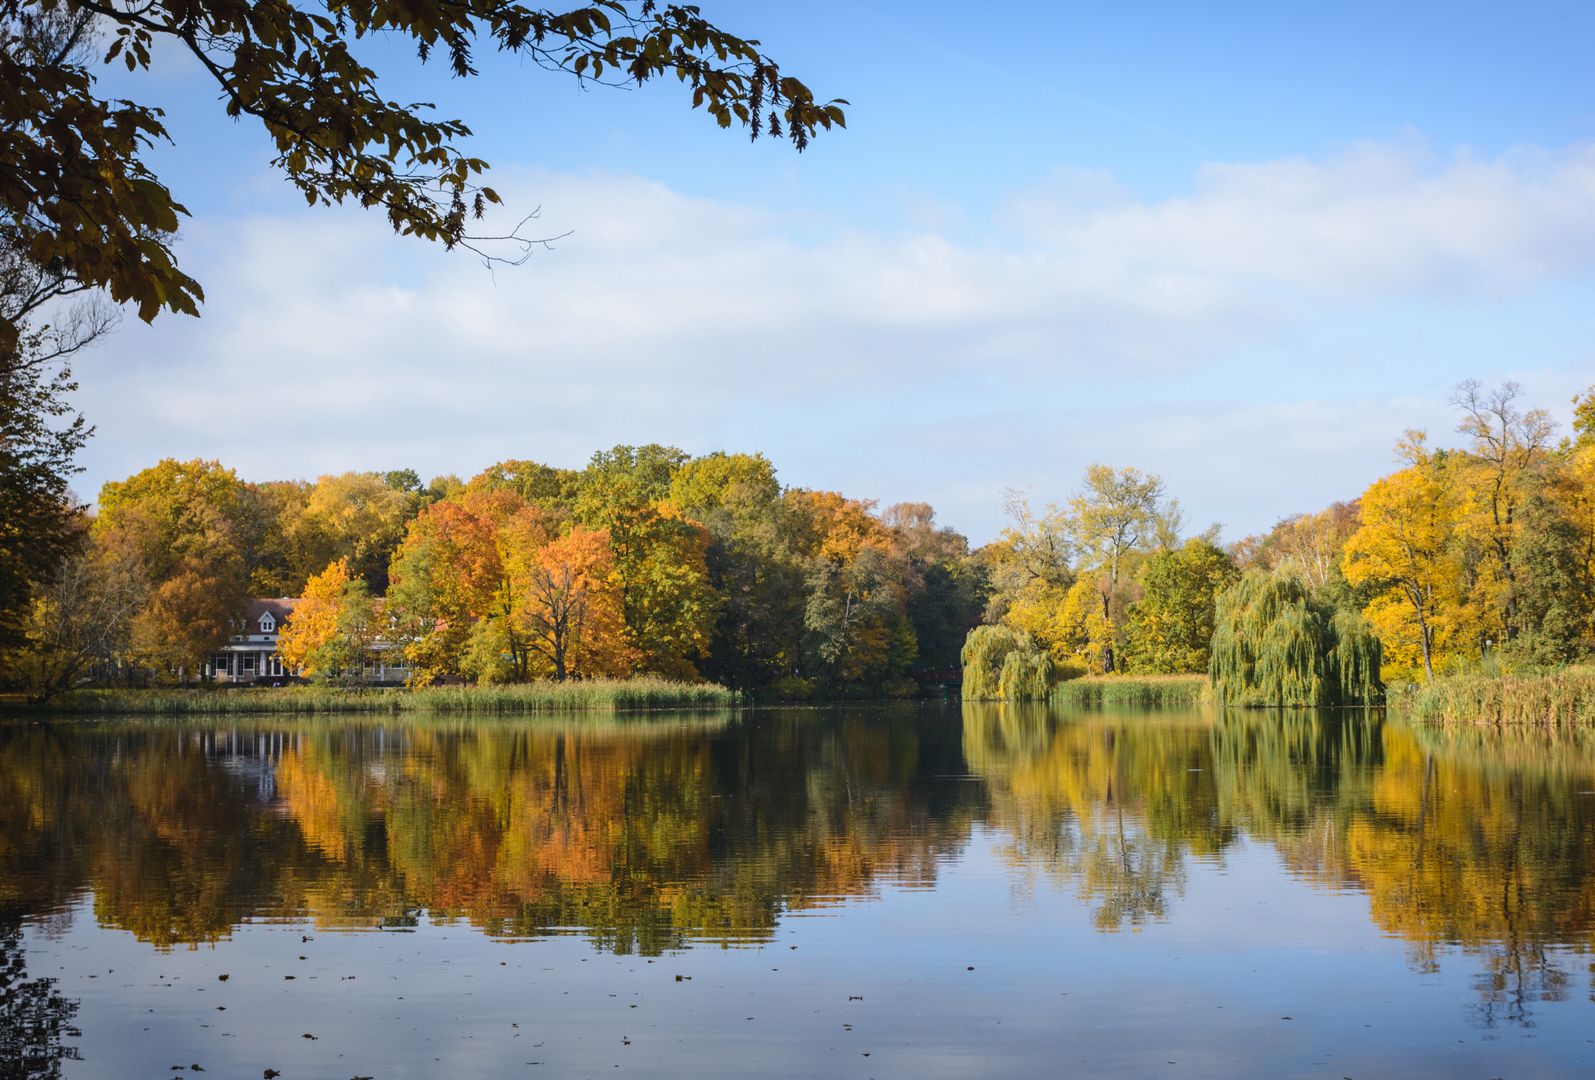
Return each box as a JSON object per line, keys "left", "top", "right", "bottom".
{"left": 4, "top": 704, "right": 1595, "bottom": 1078}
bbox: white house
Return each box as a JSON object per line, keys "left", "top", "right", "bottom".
{"left": 206, "top": 598, "right": 411, "bottom": 684}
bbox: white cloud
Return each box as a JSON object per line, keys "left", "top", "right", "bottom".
{"left": 1007, "top": 140, "right": 1595, "bottom": 295}
{"left": 70, "top": 142, "right": 1595, "bottom": 542}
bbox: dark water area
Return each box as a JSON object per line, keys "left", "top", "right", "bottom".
{"left": 4, "top": 704, "right": 1595, "bottom": 1078}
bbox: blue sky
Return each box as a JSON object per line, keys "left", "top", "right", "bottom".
{"left": 72, "top": 1, "right": 1595, "bottom": 542}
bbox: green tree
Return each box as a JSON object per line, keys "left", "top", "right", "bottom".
{"left": 0, "top": 348, "right": 88, "bottom": 651}
{"left": 784, "top": 488, "right": 917, "bottom": 690}
{"left": 1209, "top": 568, "right": 1382, "bottom": 706}
{"left": 0, "top": 224, "right": 108, "bottom": 650}
{"left": 960, "top": 625, "right": 1021, "bottom": 700}
{"left": 470, "top": 459, "right": 580, "bottom": 517}
{"left": 575, "top": 445, "right": 715, "bottom": 677}
{"left": 803, "top": 545, "right": 904, "bottom": 686}
{"left": 1507, "top": 485, "right": 1594, "bottom": 665}
{"left": 884, "top": 502, "right": 988, "bottom": 678}
{"left": 1124, "top": 537, "right": 1239, "bottom": 674}
{"left": 1, "top": 515, "right": 144, "bottom": 700}
{"left": 670, "top": 452, "right": 805, "bottom": 690}
{"left": 1067, "top": 465, "right": 1180, "bottom": 673}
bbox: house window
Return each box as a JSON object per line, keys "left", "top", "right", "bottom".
{"left": 260, "top": 614, "right": 275, "bottom": 633}
{"left": 213, "top": 654, "right": 231, "bottom": 677}
{"left": 268, "top": 656, "right": 283, "bottom": 677}
{"left": 242, "top": 653, "right": 257, "bottom": 674}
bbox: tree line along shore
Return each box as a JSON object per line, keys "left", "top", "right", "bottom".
{"left": 4, "top": 381, "right": 1593, "bottom": 725}
{"left": 958, "top": 380, "right": 1595, "bottom": 726}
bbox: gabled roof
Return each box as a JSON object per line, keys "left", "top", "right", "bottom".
{"left": 245, "top": 598, "right": 299, "bottom": 626}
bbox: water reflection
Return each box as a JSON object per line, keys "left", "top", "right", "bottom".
{"left": 963, "top": 705, "right": 1216, "bottom": 929}
{"left": 3, "top": 705, "right": 1595, "bottom": 1029}
{"left": 0, "top": 710, "right": 981, "bottom": 954}
{"left": 0, "top": 918, "right": 81, "bottom": 1079}
{"left": 965, "top": 704, "right": 1595, "bottom": 1026}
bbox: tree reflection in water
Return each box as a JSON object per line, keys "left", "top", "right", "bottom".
{"left": 964, "top": 702, "right": 1595, "bottom": 1026}
{"left": 2, "top": 705, "right": 1594, "bottom": 1028}
{"left": 0, "top": 919, "right": 81, "bottom": 1080}
{"left": 0, "top": 710, "right": 982, "bottom": 955}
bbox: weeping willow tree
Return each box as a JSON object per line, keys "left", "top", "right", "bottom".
{"left": 999, "top": 649, "right": 1060, "bottom": 702}
{"left": 1327, "top": 608, "right": 1383, "bottom": 706}
{"left": 1210, "top": 570, "right": 1382, "bottom": 706}
{"left": 961, "top": 625, "right": 1059, "bottom": 700}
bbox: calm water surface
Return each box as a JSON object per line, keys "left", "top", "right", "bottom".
{"left": 4, "top": 704, "right": 1595, "bottom": 1078}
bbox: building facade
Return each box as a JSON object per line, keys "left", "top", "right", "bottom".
{"left": 206, "top": 598, "right": 410, "bottom": 685}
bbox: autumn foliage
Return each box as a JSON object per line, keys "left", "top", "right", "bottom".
{"left": 6, "top": 380, "right": 1594, "bottom": 700}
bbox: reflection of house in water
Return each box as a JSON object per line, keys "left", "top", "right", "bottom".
{"left": 207, "top": 729, "right": 296, "bottom": 802}
{"left": 205, "top": 597, "right": 410, "bottom": 685}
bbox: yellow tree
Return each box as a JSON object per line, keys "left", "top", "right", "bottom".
{"left": 1574, "top": 385, "right": 1595, "bottom": 446}
{"left": 277, "top": 558, "right": 375, "bottom": 680}
{"left": 297, "top": 472, "right": 423, "bottom": 592}
{"left": 1342, "top": 438, "right": 1469, "bottom": 680}
{"left": 1056, "top": 576, "right": 1113, "bottom": 674}
{"left": 95, "top": 459, "right": 253, "bottom": 678}
{"left": 981, "top": 490, "right": 1075, "bottom": 661}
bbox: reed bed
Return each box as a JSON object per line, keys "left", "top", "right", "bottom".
{"left": 1050, "top": 673, "right": 1210, "bottom": 709}
{"left": 15, "top": 677, "right": 740, "bottom": 717}
{"left": 1390, "top": 667, "right": 1595, "bottom": 728}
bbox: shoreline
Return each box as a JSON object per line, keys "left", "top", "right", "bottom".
{"left": 2, "top": 677, "right": 740, "bottom": 717}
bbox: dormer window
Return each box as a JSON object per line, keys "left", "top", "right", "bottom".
{"left": 259, "top": 613, "right": 276, "bottom": 634}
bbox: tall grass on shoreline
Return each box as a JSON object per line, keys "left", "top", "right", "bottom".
{"left": 1389, "top": 668, "right": 1595, "bottom": 729}
{"left": 9, "top": 678, "right": 740, "bottom": 718}
{"left": 1050, "top": 674, "right": 1210, "bottom": 709}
